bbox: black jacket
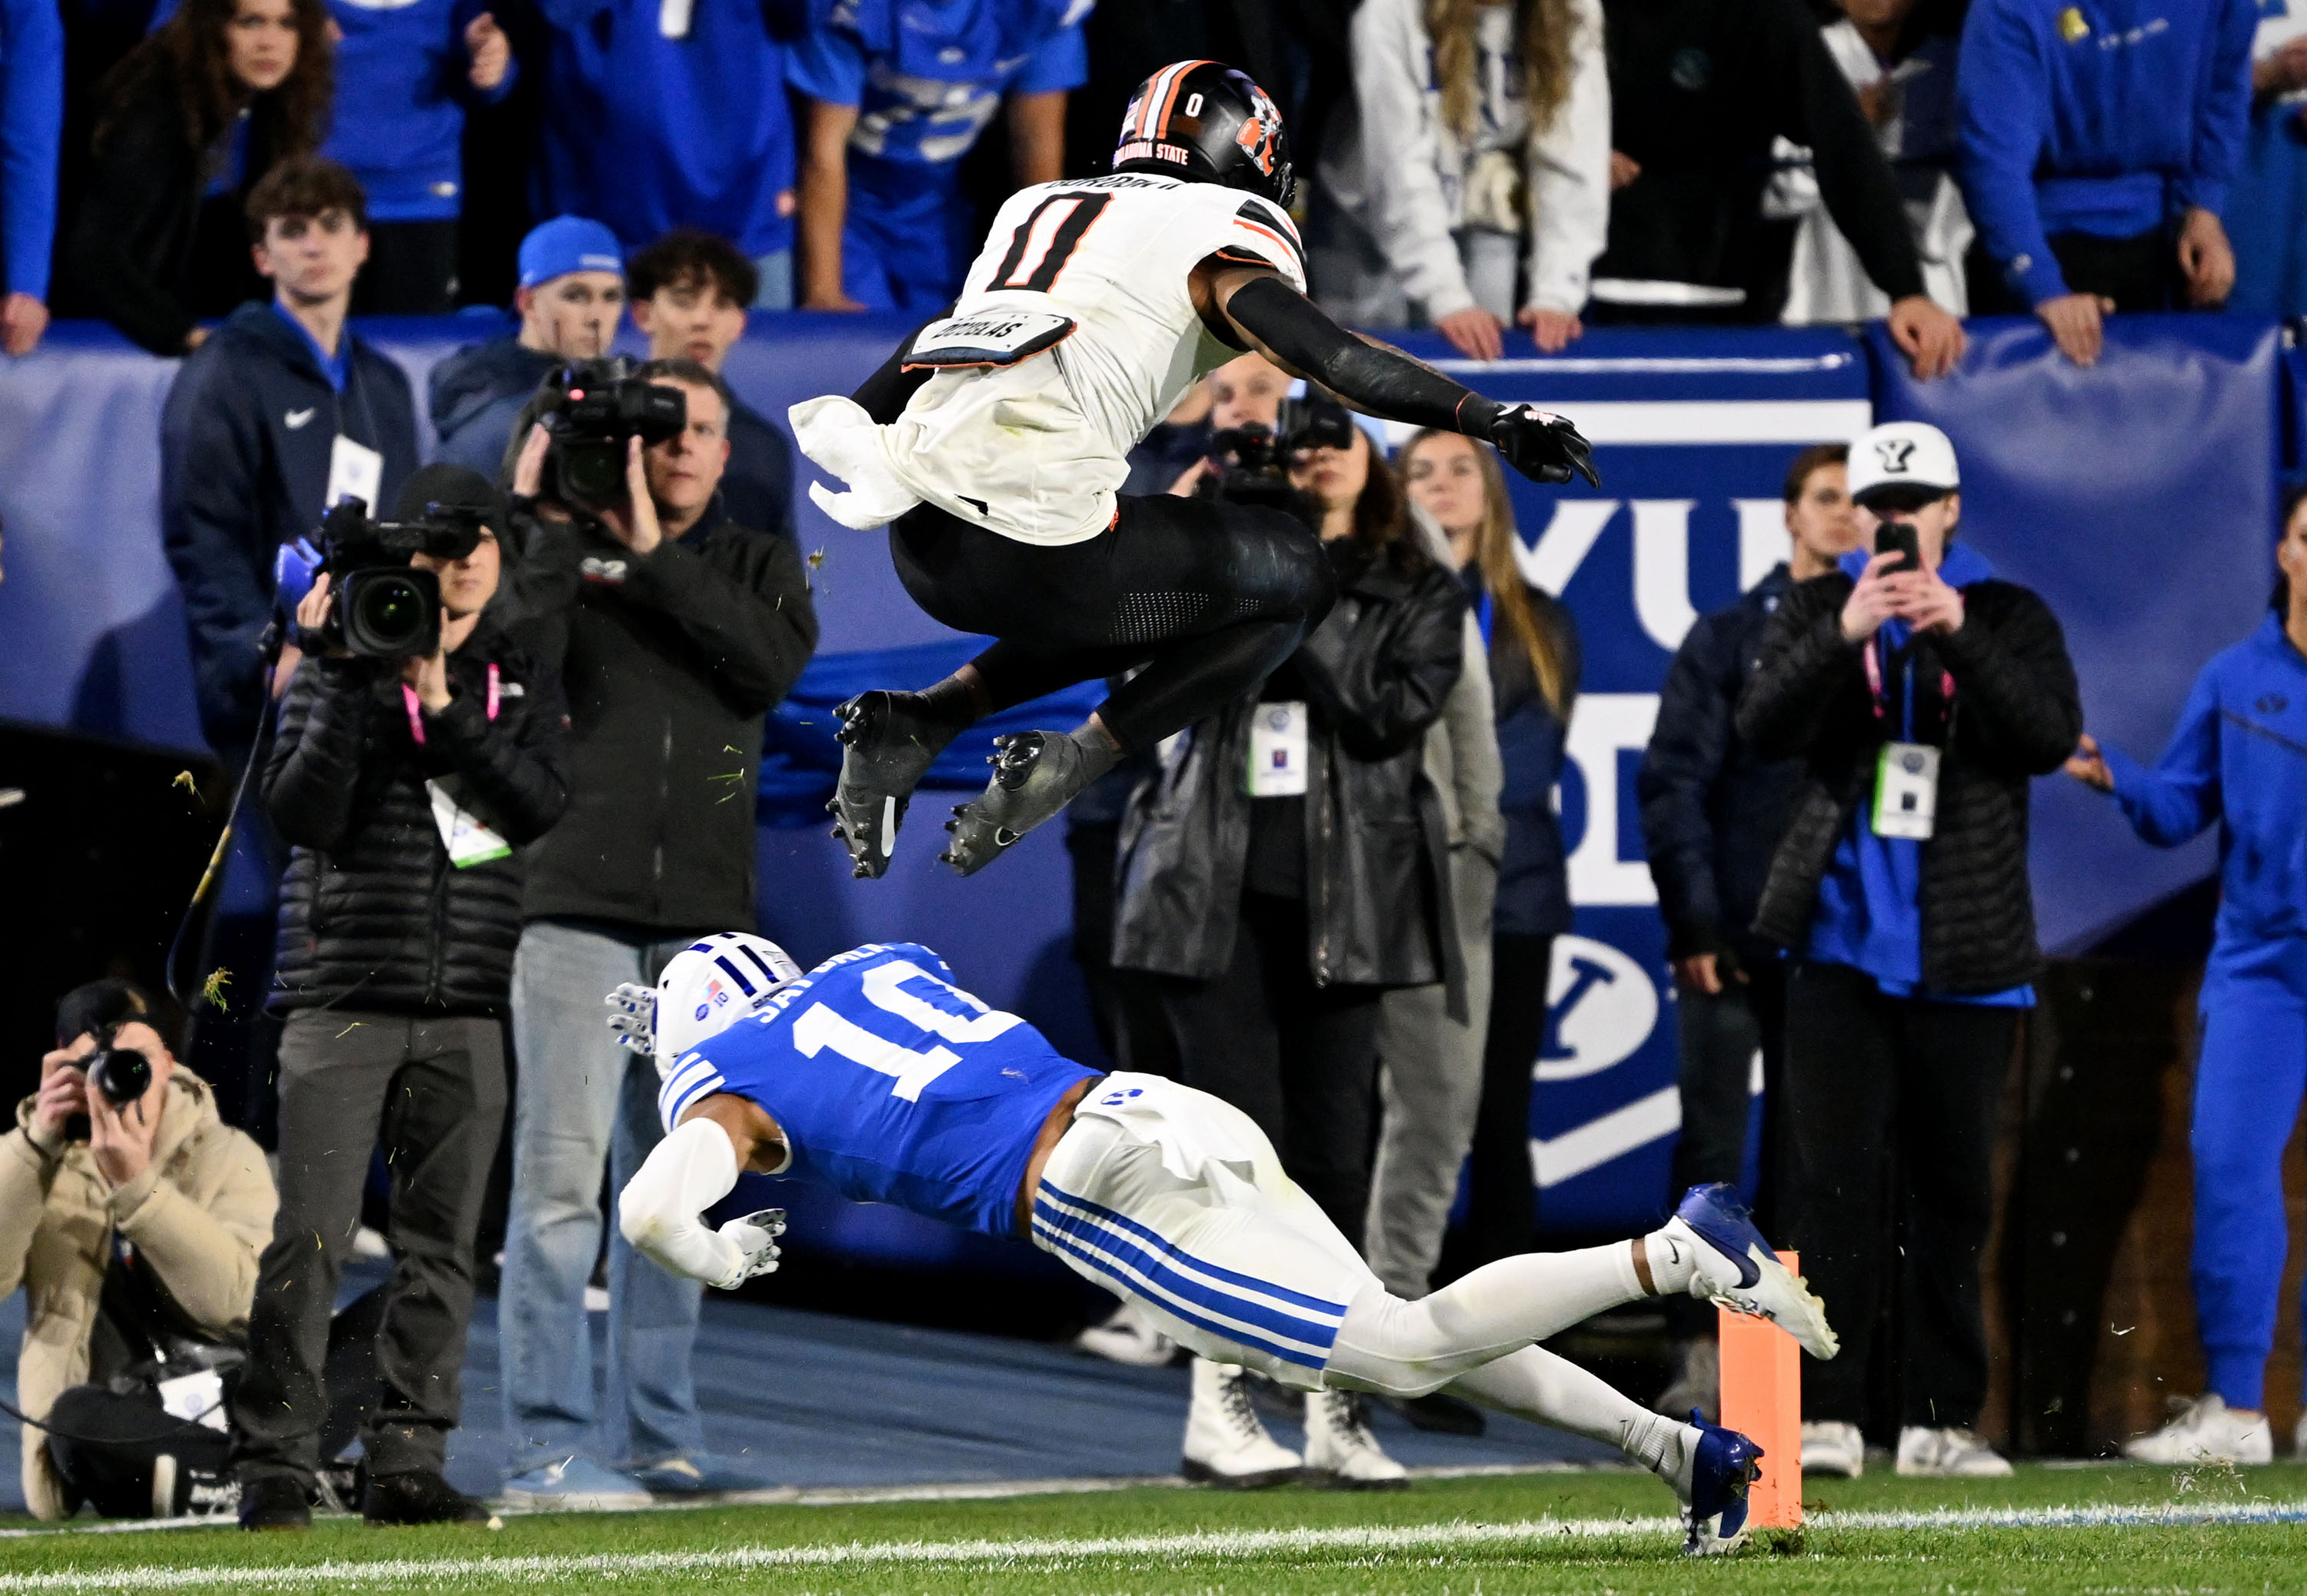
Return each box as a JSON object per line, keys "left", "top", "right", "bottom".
{"left": 1113, "top": 543, "right": 1470, "bottom": 1014}
{"left": 1735, "top": 570, "right": 2082, "bottom": 993}
{"left": 723, "top": 398, "right": 797, "bottom": 546}
{"left": 427, "top": 334, "right": 560, "bottom": 480}
{"left": 498, "top": 503, "right": 818, "bottom": 933}
{"left": 1596, "top": 0, "right": 1924, "bottom": 308}
{"left": 1488, "top": 578, "right": 1581, "bottom": 939}
{"left": 57, "top": 76, "right": 281, "bottom": 355}
{"left": 161, "top": 303, "right": 421, "bottom": 756}
{"left": 1637, "top": 564, "right": 1803, "bottom": 961}
{"left": 265, "top": 619, "right": 570, "bottom": 1015}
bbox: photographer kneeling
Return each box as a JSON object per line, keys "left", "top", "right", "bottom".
{"left": 231, "top": 467, "right": 570, "bottom": 1531}
{"left": 4, "top": 982, "right": 274, "bottom": 1520}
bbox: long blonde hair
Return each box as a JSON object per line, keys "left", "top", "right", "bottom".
{"left": 1426, "top": 0, "right": 1578, "bottom": 148}
{"left": 1403, "top": 429, "right": 1570, "bottom": 719}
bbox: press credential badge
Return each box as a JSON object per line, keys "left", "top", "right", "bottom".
{"left": 1872, "top": 741, "right": 1940, "bottom": 840}
{"left": 428, "top": 776, "right": 513, "bottom": 867}
{"left": 325, "top": 434, "right": 384, "bottom": 515}
{"left": 1246, "top": 702, "right": 1309, "bottom": 797}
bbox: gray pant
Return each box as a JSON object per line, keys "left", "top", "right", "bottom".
{"left": 232, "top": 1010, "right": 507, "bottom": 1484}
{"left": 1364, "top": 849, "right": 1498, "bottom": 1298}
{"left": 500, "top": 921, "right": 707, "bottom": 1474}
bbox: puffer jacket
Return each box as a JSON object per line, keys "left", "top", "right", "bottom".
{"left": 265, "top": 616, "right": 570, "bottom": 1015}
{"left": 1736, "top": 567, "right": 2082, "bottom": 992}
{"left": 0, "top": 1070, "right": 274, "bottom": 1519}
{"left": 1113, "top": 541, "right": 1471, "bottom": 1015}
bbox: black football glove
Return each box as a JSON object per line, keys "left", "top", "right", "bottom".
{"left": 1485, "top": 403, "right": 1600, "bottom": 488}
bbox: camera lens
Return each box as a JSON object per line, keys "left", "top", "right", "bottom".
{"left": 88, "top": 1047, "right": 151, "bottom": 1107}
{"left": 560, "top": 441, "right": 624, "bottom": 509}
{"left": 353, "top": 575, "right": 430, "bottom": 651}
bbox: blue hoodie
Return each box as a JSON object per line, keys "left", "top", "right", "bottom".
{"left": 2103, "top": 611, "right": 2307, "bottom": 953}
{"left": 1806, "top": 542, "right": 2036, "bottom": 1005}
{"left": 1, "top": 0, "right": 63, "bottom": 299}
{"left": 321, "top": 0, "right": 516, "bottom": 224}
{"left": 1956, "top": 0, "right": 2255, "bottom": 306}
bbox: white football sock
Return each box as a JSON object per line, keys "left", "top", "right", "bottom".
{"left": 1642, "top": 1226, "right": 1701, "bottom": 1296}
{"left": 1446, "top": 1347, "right": 1698, "bottom": 1495}
{"left": 1325, "top": 1244, "right": 1644, "bottom": 1395}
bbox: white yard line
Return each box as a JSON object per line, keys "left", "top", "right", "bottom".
{"left": 2, "top": 1497, "right": 2303, "bottom": 1592}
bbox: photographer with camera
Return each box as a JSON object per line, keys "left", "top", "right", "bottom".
{"left": 3, "top": 982, "right": 275, "bottom": 1521}
{"left": 230, "top": 464, "right": 569, "bottom": 1531}
{"left": 491, "top": 357, "right": 817, "bottom": 1507}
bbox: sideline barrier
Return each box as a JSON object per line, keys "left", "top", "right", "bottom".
{"left": 0, "top": 314, "right": 2285, "bottom": 1240}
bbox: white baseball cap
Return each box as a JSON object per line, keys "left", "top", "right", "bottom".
{"left": 1846, "top": 421, "right": 1960, "bottom": 503}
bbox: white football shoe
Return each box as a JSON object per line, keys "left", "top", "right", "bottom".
{"left": 1660, "top": 1184, "right": 1838, "bottom": 1360}
{"left": 1181, "top": 1358, "right": 1301, "bottom": 1488}
{"left": 1800, "top": 1420, "right": 1865, "bottom": 1478}
{"left": 1074, "top": 1298, "right": 1180, "bottom": 1368}
{"left": 2122, "top": 1395, "right": 2273, "bottom": 1466}
{"left": 1303, "top": 1389, "right": 1408, "bottom": 1491}
{"left": 1896, "top": 1426, "right": 2014, "bottom": 1477}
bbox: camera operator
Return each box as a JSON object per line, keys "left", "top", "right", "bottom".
{"left": 230, "top": 464, "right": 569, "bottom": 1531}
{"left": 1736, "top": 422, "right": 2080, "bottom": 1478}
{"left": 492, "top": 357, "right": 817, "bottom": 1506}
{"left": 3, "top": 982, "right": 274, "bottom": 1521}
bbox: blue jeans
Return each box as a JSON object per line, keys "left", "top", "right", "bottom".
{"left": 501, "top": 920, "right": 706, "bottom": 1475}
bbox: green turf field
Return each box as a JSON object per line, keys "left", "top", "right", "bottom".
{"left": 1, "top": 1464, "right": 2301, "bottom": 1594}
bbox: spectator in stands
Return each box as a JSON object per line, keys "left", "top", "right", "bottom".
{"left": 1394, "top": 427, "right": 1578, "bottom": 1278}
{"left": 1958, "top": 0, "right": 2253, "bottom": 366}
{"left": 162, "top": 157, "right": 418, "bottom": 771}
{"left": 1636, "top": 442, "right": 1858, "bottom": 1420}
{"left": 491, "top": 361, "right": 817, "bottom": 1508}
{"left": 5, "top": 982, "right": 272, "bottom": 1521}
{"left": 1593, "top": 0, "right": 1964, "bottom": 377}
{"left": 627, "top": 228, "right": 795, "bottom": 544}
{"left": 530, "top": 0, "right": 799, "bottom": 306}
{"left": 1114, "top": 414, "right": 1463, "bottom": 1491}
{"left": 1774, "top": 0, "right": 1972, "bottom": 324}
{"left": 1, "top": 0, "right": 62, "bottom": 356}
{"left": 427, "top": 215, "right": 621, "bottom": 479}
{"left": 59, "top": 0, "right": 331, "bottom": 356}
{"left": 2064, "top": 484, "right": 2307, "bottom": 1467}
{"left": 1739, "top": 421, "right": 2079, "bottom": 1479}
{"left": 321, "top": 0, "right": 513, "bottom": 314}
{"left": 229, "top": 466, "right": 565, "bottom": 1531}
{"left": 1335, "top": 0, "right": 1609, "bottom": 357}
{"left": 2212, "top": 12, "right": 2307, "bottom": 318}
{"left": 789, "top": 0, "right": 1085, "bottom": 313}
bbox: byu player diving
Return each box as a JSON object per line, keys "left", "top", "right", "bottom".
{"left": 791, "top": 60, "right": 1600, "bottom": 880}
{"left": 611, "top": 933, "right": 1838, "bottom": 1555}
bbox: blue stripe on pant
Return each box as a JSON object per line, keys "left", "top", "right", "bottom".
{"left": 2192, "top": 942, "right": 2307, "bottom": 1411}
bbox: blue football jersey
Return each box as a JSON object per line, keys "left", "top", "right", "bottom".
{"left": 658, "top": 943, "right": 1101, "bottom": 1237}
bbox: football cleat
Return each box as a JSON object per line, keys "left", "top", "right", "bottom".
{"left": 1679, "top": 1415, "right": 1763, "bottom": 1556}
{"left": 830, "top": 690, "right": 960, "bottom": 879}
{"left": 1663, "top": 1183, "right": 1838, "bottom": 1361}
{"left": 939, "top": 730, "right": 1099, "bottom": 876}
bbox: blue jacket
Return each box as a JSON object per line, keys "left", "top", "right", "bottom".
{"left": 426, "top": 330, "right": 559, "bottom": 480}
{"left": 1957, "top": 0, "right": 2255, "bottom": 305}
{"left": 1, "top": 0, "right": 62, "bottom": 299}
{"left": 532, "top": 0, "right": 801, "bottom": 258}
{"left": 321, "top": 0, "right": 516, "bottom": 224}
{"left": 1484, "top": 576, "right": 1581, "bottom": 939}
{"left": 2104, "top": 611, "right": 2307, "bottom": 950}
{"left": 162, "top": 302, "right": 419, "bottom": 754}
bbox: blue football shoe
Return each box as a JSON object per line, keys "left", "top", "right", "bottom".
{"left": 1660, "top": 1183, "right": 1839, "bottom": 1359}
{"left": 1679, "top": 1413, "right": 1763, "bottom": 1557}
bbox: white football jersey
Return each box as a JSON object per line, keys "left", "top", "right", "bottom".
{"left": 863, "top": 172, "right": 1307, "bottom": 546}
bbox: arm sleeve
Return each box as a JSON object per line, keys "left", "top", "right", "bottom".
{"left": 1293, "top": 569, "right": 1470, "bottom": 760}
{"left": 614, "top": 530, "right": 820, "bottom": 714}
{"left": 63, "top": 100, "right": 201, "bottom": 353}
{"left": 1636, "top": 618, "right": 1732, "bottom": 956}
{"left": 1223, "top": 275, "right": 1501, "bottom": 434}
{"left": 424, "top": 664, "right": 571, "bottom": 846}
{"left": 2102, "top": 669, "right": 2223, "bottom": 846}
{"left": 1353, "top": 0, "right": 1476, "bottom": 318}
{"left": 618, "top": 1116, "right": 744, "bottom": 1287}
{"left": 2180, "top": 0, "right": 2256, "bottom": 215}
{"left": 1769, "top": 0, "right": 1926, "bottom": 303}
{"left": 1522, "top": 0, "right": 1610, "bottom": 315}
{"left": 1932, "top": 588, "right": 2085, "bottom": 776}
{"left": 1956, "top": 0, "right": 2067, "bottom": 304}
{"left": 1735, "top": 580, "right": 1858, "bottom": 759}
{"left": 108, "top": 1127, "right": 275, "bottom": 1336}
{"left": 1012, "top": 20, "right": 1086, "bottom": 95}
{"left": 785, "top": 21, "right": 867, "bottom": 104}
{"left": 262, "top": 660, "right": 375, "bottom": 851}
{"left": 161, "top": 359, "right": 276, "bottom": 750}
{"left": 0, "top": 0, "right": 63, "bottom": 301}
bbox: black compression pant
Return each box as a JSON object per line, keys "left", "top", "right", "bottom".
{"left": 887, "top": 492, "right": 1337, "bottom": 752}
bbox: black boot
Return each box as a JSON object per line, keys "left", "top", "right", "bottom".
{"left": 363, "top": 1468, "right": 498, "bottom": 1527}
{"left": 238, "top": 1474, "right": 312, "bottom": 1531}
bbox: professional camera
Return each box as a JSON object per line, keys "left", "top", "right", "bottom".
{"left": 62, "top": 1026, "right": 154, "bottom": 1142}
{"left": 534, "top": 357, "right": 687, "bottom": 514}
{"left": 1203, "top": 395, "right": 1360, "bottom": 518}
{"left": 278, "top": 498, "right": 488, "bottom": 659}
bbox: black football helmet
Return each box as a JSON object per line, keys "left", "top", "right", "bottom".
{"left": 1111, "top": 61, "right": 1294, "bottom": 209}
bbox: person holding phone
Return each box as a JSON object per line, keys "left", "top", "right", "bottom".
{"left": 1736, "top": 421, "right": 2081, "bottom": 1478}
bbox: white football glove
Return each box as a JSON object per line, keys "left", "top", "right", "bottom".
{"left": 606, "top": 982, "right": 657, "bottom": 1064}
{"left": 710, "top": 1208, "right": 786, "bottom": 1291}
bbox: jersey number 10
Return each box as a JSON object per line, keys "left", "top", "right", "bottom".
{"left": 987, "top": 193, "right": 1112, "bottom": 294}
{"left": 789, "top": 960, "right": 1022, "bottom": 1102}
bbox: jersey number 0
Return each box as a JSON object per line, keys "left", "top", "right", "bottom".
{"left": 986, "top": 194, "right": 1112, "bottom": 294}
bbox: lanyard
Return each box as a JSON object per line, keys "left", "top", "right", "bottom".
{"left": 402, "top": 662, "right": 499, "bottom": 746}
{"left": 1863, "top": 636, "right": 1952, "bottom": 730}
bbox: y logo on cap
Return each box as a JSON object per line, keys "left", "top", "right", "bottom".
{"left": 1876, "top": 439, "right": 1916, "bottom": 473}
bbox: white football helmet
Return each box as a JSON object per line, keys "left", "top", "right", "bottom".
{"left": 605, "top": 932, "right": 802, "bottom": 1072}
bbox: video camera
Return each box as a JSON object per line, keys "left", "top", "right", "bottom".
{"left": 62, "top": 1024, "right": 154, "bottom": 1143}
{"left": 534, "top": 357, "right": 687, "bottom": 514}
{"left": 275, "top": 498, "right": 488, "bottom": 659}
{"left": 1203, "top": 395, "right": 1360, "bottom": 517}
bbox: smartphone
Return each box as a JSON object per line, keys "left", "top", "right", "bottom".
{"left": 1876, "top": 522, "right": 1921, "bottom": 574}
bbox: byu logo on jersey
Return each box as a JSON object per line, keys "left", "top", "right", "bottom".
{"left": 1875, "top": 438, "right": 1916, "bottom": 474}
